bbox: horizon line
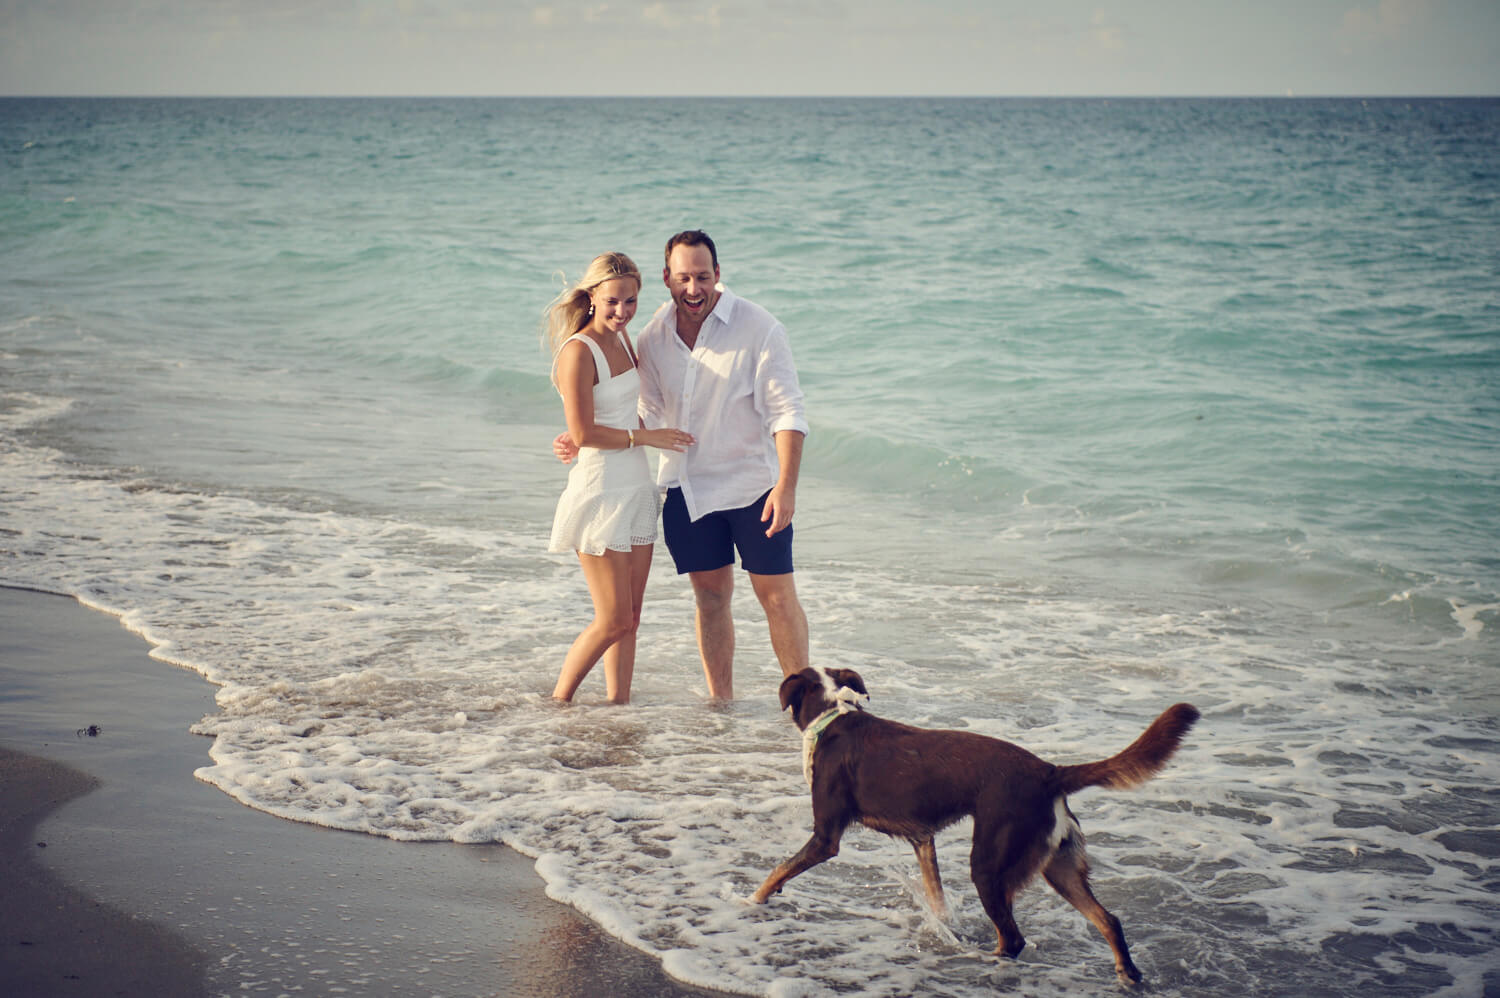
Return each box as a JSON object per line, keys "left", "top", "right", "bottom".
{"left": 4, "top": 92, "right": 1498, "bottom": 101}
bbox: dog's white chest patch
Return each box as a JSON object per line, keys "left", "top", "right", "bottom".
{"left": 800, "top": 683, "right": 868, "bottom": 787}
{"left": 801, "top": 708, "right": 840, "bottom": 787}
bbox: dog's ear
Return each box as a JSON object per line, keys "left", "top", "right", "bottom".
{"left": 824, "top": 668, "right": 867, "bottom": 698}
{"left": 778, "top": 670, "right": 821, "bottom": 714}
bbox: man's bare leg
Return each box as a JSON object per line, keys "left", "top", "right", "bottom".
{"left": 689, "top": 565, "right": 736, "bottom": 699}
{"left": 750, "top": 571, "right": 809, "bottom": 679}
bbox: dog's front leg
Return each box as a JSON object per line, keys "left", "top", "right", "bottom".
{"left": 912, "top": 838, "right": 949, "bottom": 920}
{"left": 752, "top": 830, "right": 842, "bottom": 904}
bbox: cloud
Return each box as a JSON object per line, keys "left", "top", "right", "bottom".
{"left": 642, "top": 2, "right": 721, "bottom": 31}
{"left": 1090, "top": 9, "right": 1124, "bottom": 51}
{"left": 1340, "top": 0, "right": 1435, "bottom": 40}
{"left": 642, "top": 3, "right": 676, "bottom": 29}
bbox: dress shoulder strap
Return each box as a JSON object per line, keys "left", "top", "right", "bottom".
{"left": 614, "top": 329, "right": 638, "bottom": 370}
{"left": 551, "top": 333, "right": 612, "bottom": 392}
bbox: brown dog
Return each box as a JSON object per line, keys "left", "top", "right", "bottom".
{"left": 752, "top": 667, "right": 1199, "bottom": 986}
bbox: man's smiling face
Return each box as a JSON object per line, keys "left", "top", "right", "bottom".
{"left": 663, "top": 243, "right": 720, "bottom": 325}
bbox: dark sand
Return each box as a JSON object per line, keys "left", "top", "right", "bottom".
{"left": 0, "top": 586, "right": 729, "bottom": 997}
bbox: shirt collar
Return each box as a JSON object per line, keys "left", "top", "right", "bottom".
{"left": 706, "top": 285, "right": 736, "bottom": 328}
{"left": 666, "top": 286, "right": 735, "bottom": 345}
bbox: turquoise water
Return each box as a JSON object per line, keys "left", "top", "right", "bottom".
{"left": 3, "top": 97, "right": 1498, "bottom": 996}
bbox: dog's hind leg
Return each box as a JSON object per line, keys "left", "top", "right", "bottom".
{"left": 911, "top": 838, "right": 949, "bottom": 920}
{"left": 969, "top": 820, "right": 1036, "bottom": 960}
{"left": 1042, "top": 833, "right": 1142, "bottom": 985}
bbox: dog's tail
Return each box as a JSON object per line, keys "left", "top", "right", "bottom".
{"left": 1054, "top": 703, "right": 1199, "bottom": 796}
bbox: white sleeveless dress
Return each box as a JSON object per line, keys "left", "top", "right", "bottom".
{"left": 547, "top": 332, "right": 661, "bottom": 555}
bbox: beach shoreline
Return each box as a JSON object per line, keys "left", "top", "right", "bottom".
{"left": 0, "top": 586, "right": 730, "bottom": 998}
{"left": 0, "top": 745, "right": 211, "bottom": 997}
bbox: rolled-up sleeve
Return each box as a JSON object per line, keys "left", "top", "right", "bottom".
{"left": 756, "top": 324, "right": 810, "bottom": 438}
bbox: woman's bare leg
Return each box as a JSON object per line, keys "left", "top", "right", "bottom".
{"left": 553, "top": 549, "right": 633, "bottom": 702}
{"left": 598, "top": 544, "right": 653, "bottom": 703}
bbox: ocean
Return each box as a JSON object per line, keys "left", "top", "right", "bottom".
{"left": 2, "top": 96, "right": 1497, "bottom": 997}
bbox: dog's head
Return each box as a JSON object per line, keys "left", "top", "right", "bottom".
{"left": 777, "top": 667, "right": 869, "bottom": 730}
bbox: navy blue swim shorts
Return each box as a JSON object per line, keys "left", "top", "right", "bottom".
{"left": 661, "top": 488, "right": 794, "bottom": 576}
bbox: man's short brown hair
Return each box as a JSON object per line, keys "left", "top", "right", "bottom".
{"left": 664, "top": 230, "right": 719, "bottom": 270}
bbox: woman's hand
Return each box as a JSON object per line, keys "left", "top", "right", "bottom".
{"left": 638, "top": 427, "right": 695, "bottom": 452}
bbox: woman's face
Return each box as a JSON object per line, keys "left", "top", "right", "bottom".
{"left": 590, "top": 277, "right": 639, "bottom": 334}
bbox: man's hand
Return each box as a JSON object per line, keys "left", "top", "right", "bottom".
{"left": 761, "top": 430, "right": 804, "bottom": 537}
{"left": 761, "top": 482, "right": 795, "bottom": 537}
{"left": 553, "top": 432, "right": 579, "bottom": 465}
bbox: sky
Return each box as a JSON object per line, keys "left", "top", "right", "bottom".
{"left": 1, "top": 0, "right": 1496, "bottom": 97}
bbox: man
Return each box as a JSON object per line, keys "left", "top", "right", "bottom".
{"left": 555, "top": 230, "right": 810, "bottom": 699}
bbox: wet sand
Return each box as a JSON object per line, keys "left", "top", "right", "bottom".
{"left": 0, "top": 586, "right": 729, "bottom": 997}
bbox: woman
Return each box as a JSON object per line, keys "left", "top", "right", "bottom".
{"left": 544, "top": 252, "right": 694, "bottom": 703}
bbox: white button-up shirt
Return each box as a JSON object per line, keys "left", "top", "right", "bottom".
{"left": 636, "top": 288, "right": 809, "bottom": 522}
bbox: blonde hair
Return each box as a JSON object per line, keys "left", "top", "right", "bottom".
{"left": 542, "top": 252, "right": 642, "bottom": 365}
